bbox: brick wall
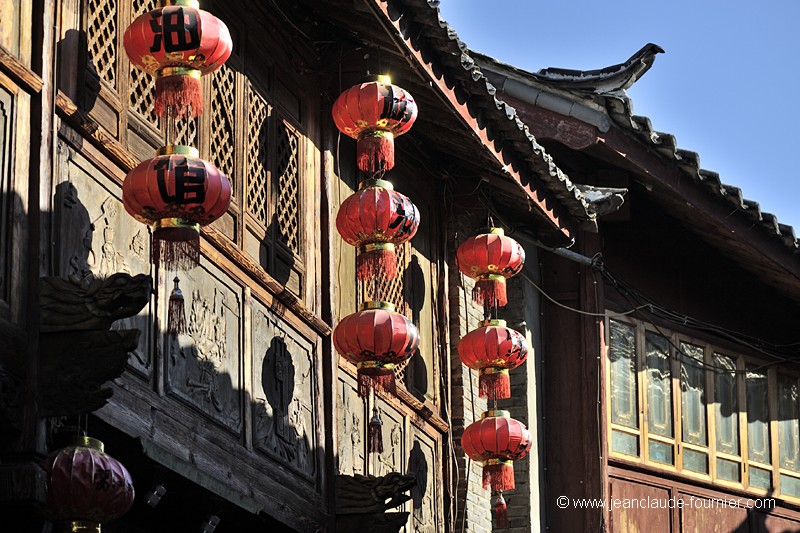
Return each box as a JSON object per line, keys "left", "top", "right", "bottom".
{"left": 449, "top": 216, "right": 543, "bottom": 533}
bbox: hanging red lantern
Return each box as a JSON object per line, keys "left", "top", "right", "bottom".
{"left": 456, "top": 227, "right": 525, "bottom": 307}
{"left": 44, "top": 436, "right": 135, "bottom": 531}
{"left": 461, "top": 410, "right": 532, "bottom": 492}
{"left": 332, "top": 76, "right": 418, "bottom": 174}
{"left": 458, "top": 319, "right": 528, "bottom": 400}
{"left": 122, "top": 145, "right": 231, "bottom": 271}
{"left": 336, "top": 178, "right": 420, "bottom": 280}
{"left": 123, "top": 0, "right": 233, "bottom": 119}
{"left": 333, "top": 301, "right": 419, "bottom": 398}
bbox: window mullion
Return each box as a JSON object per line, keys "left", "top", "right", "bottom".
{"left": 672, "top": 331, "right": 683, "bottom": 473}
{"left": 706, "top": 344, "right": 717, "bottom": 481}
{"left": 737, "top": 355, "right": 749, "bottom": 488}
{"left": 637, "top": 321, "right": 647, "bottom": 463}
{"left": 769, "top": 366, "right": 781, "bottom": 496}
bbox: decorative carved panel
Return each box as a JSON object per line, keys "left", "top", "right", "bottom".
{"left": 54, "top": 141, "right": 154, "bottom": 377}
{"left": 166, "top": 260, "right": 242, "bottom": 432}
{"left": 87, "top": 0, "right": 118, "bottom": 89}
{"left": 373, "top": 399, "right": 405, "bottom": 479}
{"left": 337, "top": 373, "right": 366, "bottom": 476}
{"left": 275, "top": 119, "right": 300, "bottom": 254}
{"left": 246, "top": 86, "right": 269, "bottom": 227}
{"left": 211, "top": 64, "right": 236, "bottom": 194}
{"left": 173, "top": 116, "right": 198, "bottom": 148}
{"left": 408, "top": 427, "right": 439, "bottom": 533}
{"left": 128, "top": 0, "right": 158, "bottom": 129}
{"left": 252, "top": 299, "right": 316, "bottom": 479}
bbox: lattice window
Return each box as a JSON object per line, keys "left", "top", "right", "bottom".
{"left": 246, "top": 88, "right": 269, "bottom": 226}
{"left": 128, "top": 0, "right": 158, "bottom": 127}
{"left": 275, "top": 120, "right": 300, "bottom": 253}
{"left": 211, "top": 64, "right": 236, "bottom": 191}
{"left": 87, "top": 0, "right": 118, "bottom": 89}
{"left": 174, "top": 117, "right": 198, "bottom": 147}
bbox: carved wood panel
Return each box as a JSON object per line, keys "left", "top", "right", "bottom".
{"left": 408, "top": 426, "right": 439, "bottom": 533}
{"left": 166, "top": 260, "right": 242, "bottom": 433}
{"left": 337, "top": 373, "right": 366, "bottom": 476}
{"left": 127, "top": 0, "right": 158, "bottom": 130}
{"left": 373, "top": 399, "right": 405, "bottom": 479}
{"left": 252, "top": 298, "right": 316, "bottom": 480}
{"left": 211, "top": 63, "right": 237, "bottom": 196}
{"left": 275, "top": 119, "right": 300, "bottom": 254}
{"left": 54, "top": 140, "right": 154, "bottom": 377}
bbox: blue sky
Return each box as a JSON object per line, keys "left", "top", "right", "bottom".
{"left": 437, "top": 1, "right": 800, "bottom": 230}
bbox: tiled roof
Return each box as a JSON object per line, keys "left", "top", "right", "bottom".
{"left": 473, "top": 43, "right": 799, "bottom": 252}
{"left": 400, "top": 0, "right": 594, "bottom": 226}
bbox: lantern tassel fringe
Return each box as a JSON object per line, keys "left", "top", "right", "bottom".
{"left": 483, "top": 462, "right": 515, "bottom": 492}
{"left": 357, "top": 133, "right": 395, "bottom": 174}
{"left": 367, "top": 409, "right": 383, "bottom": 454}
{"left": 357, "top": 248, "right": 397, "bottom": 281}
{"left": 153, "top": 228, "right": 200, "bottom": 272}
{"left": 473, "top": 278, "right": 508, "bottom": 308}
{"left": 155, "top": 74, "right": 203, "bottom": 119}
{"left": 479, "top": 372, "right": 511, "bottom": 400}
{"left": 495, "top": 493, "right": 509, "bottom": 529}
{"left": 357, "top": 367, "right": 396, "bottom": 398}
{"left": 168, "top": 277, "right": 188, "bottom": 336}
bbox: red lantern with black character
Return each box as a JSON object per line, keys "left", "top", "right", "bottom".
{"left": 456, "top": 227, "right": 525, "bottom": 307}
{"left": 458, "top": 319, "right": 529, "bottom": 400}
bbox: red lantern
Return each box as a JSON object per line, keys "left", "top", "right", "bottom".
{"left": 333, "top": 301, "right": 419, "bottom": 398}
{"left": 336, "top": 178, "right": 420, "bottom": 280}
{"left": 458, "top": 319, "right": 528, "bottom": 400}
{"left": 44, "top": 437, "right": 135, "bottom": 531}
{"left": 332, "top": 76, "right": 418, "bottom": 174}
{"left": 123, "top": 0, "right": 233, "bottom": 118}
{"left": 461, "top": 410, "right": 532, "bottom": 492}
{"left": 456, "top": 227, "right": 525, "bottom": 307}
{"left": 122, "top": 145, "right": 231, "bottom": 271}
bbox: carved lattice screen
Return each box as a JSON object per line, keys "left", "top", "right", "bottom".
{"left": 128, "top": 0, "right": 157, "bottom": 128}
{"left": 211, "top": 64, "right": 237, "bottom": 193}
{"left": 275, "top": 120, "right": 300, "bottom": 254}
{"left": 246, "top": 88, "right": 270, "bottom": 226}
{"left": 87, "top": 0, "right": 118, "bottom": 89}
{"left": 174, "top": 117, "right": 198, "bottom": 150}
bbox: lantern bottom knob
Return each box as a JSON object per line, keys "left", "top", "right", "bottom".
{"left": 55, "top": 521, "right": 101, "bottom": 533}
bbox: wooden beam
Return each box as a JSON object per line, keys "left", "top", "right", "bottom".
{"left": 0, "top": 45, "right": 43, "bottom": 94}
{"left": 365, "top": 0, "right": 573, "bottom": 242}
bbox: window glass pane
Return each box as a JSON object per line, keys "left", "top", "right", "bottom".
{"left": 714, "top": 354, "right": 738, "bottom": 455}
{"left": 684, "top": 448, "right": 708, "bottom": 474}
{"left": 778, "top": 376, "right": 800, "bottom": 472}
{"left": 649, "top": 439, "right": 673, "bottom": 465}
{"left": 780, "top": 474, "right": 800, "bottom": 498}
{"left": 646, "top": 332, "right": 672, "bottom": 437}
{"left": 609, "top": 320, "right": 638, "bottom": 428}
{"left": 746, "top": 368, "right": 771, "bottom": 464}
{"left": 716, "top": 457, "right": 740, "bottom": 482}
{"left": 681, "top": 342, "right": 707, "bottom": 446}
{"left": 749, "top": 467, "right": 772, "bottom": 490}
{"left": 612, "top": 429, "right": 639, "bottom": 456}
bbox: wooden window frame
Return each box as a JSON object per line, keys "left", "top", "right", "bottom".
{"left": 605, "top": 314, "right": 800, "bottom": 504}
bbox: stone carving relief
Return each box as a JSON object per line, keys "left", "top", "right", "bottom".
{"left": 55, "top": 144, "right": 153, "bottom": 376}
{"left": 337, "top": 375, "right": 365, "bottom": 476}
{"left": 168, "top": 261, "right": 241, "bottom": 432}
{"left": 408, "top": 430, "right": 437, "bottom": 533}
{"left": 253, "top": 300, "right": 315, "bottom": 479}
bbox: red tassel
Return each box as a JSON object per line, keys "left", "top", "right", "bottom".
{"left": 155, "top": 72, "right": 203, "bottom": 119}
{"left": 473, "top": 277, "right": 508, "bottom": 307}
{"left": 357, "top": 366, "right": 396, "bottom": 398}
{"left": 479, "top": 370, "right": 511, "bottom": 400}
{"left": 168, "top": 276, "right": 187, "bottom": 336}
{"left": 153, "top": 226, "right": 200, "bottom": 271}
{"left": 367, "top": 409, "right": 383, "bottom": 454}
{"left": 495, "top": 492, "right": 509, "bottom": 529}
{"left": 357, "top": 246, "right": 397, "bottom": 281}
{"left": 483, "top": 462, "right": 515, "bottom": 492}
{"left": 357, "top": 131, "right": 395, "bottom": 174}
